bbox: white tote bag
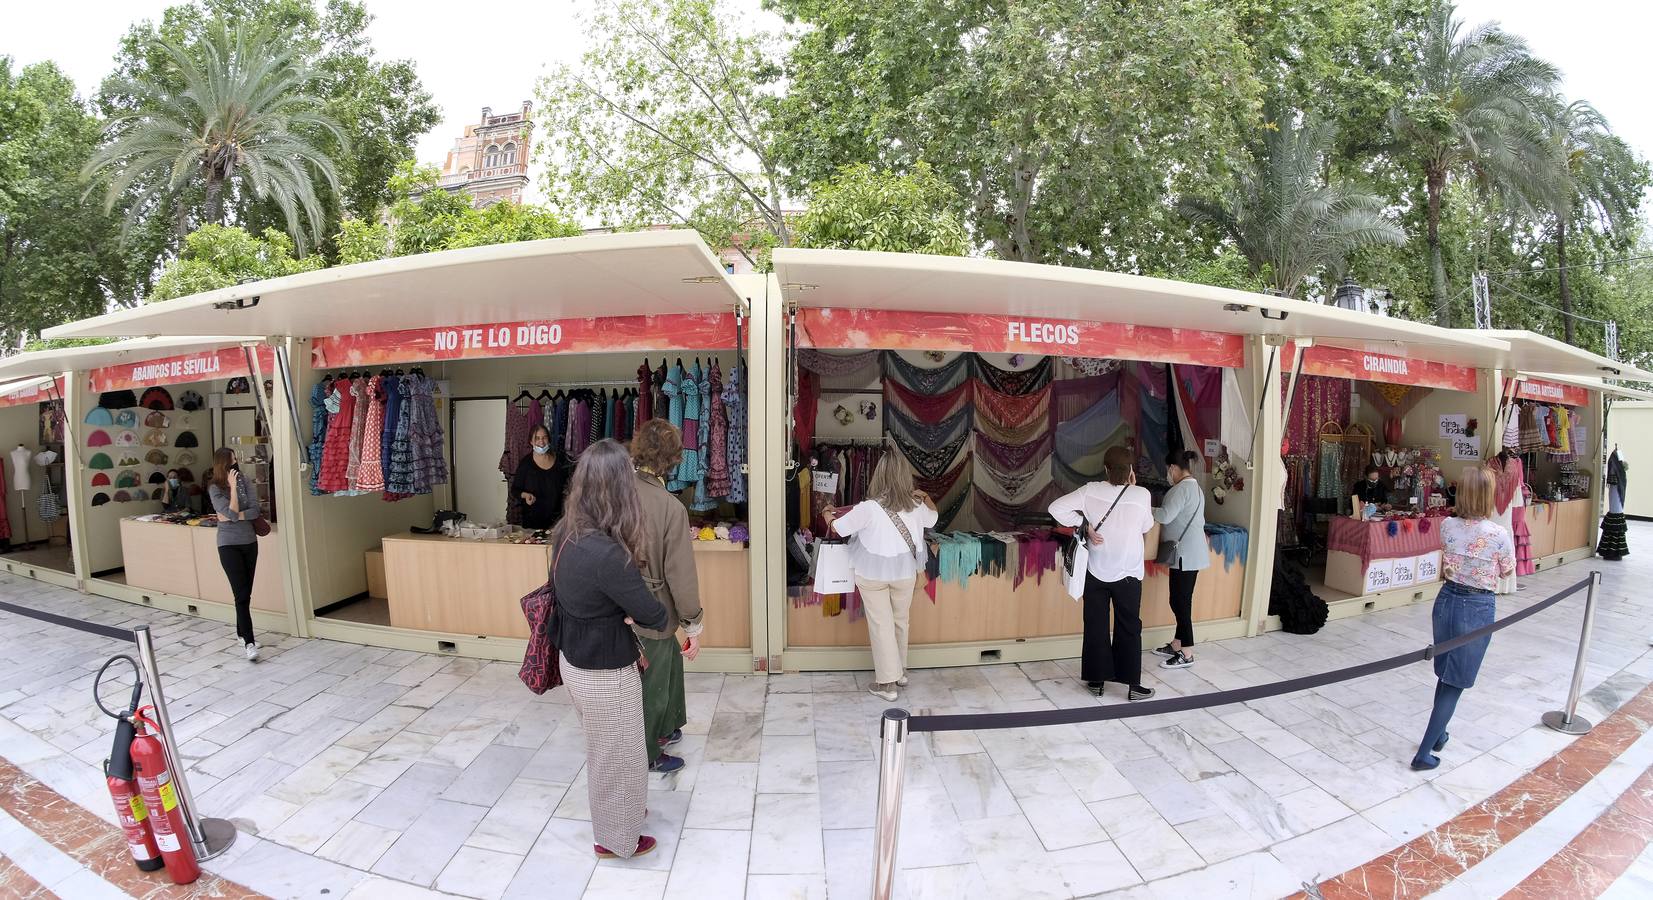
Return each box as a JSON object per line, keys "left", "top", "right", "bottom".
{"left": 1063, "top": 537, "right": 1088, "bottom": 601}
{"left": 813, "top": 542, "right": 856, "bottom": 595}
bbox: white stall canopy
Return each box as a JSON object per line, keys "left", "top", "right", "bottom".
{"left": 0, "top": 336, "right": 268, "bottom": 382}
{"left": 1523, "top": 372, "right": 1653, "bottom": 402}
{"left": 772, "top": 248, "right": 1512, "bottom": 369}
{"left": 1482, "top": 329, "right": 1653, "bottom": 383}
{"left": 44, "top": 231, "right": 744, "bottom": 340}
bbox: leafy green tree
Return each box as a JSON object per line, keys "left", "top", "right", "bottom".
{"left": 150, "top": 223, "right": 323, "bottom": 301}
{"left": 1177, "top": 105, "right": 1405, "bottom": 298}
{"left": 86, "top": 24, "right": 344, "bottom": 252}
{"left": 796, "top": 163, "right": 967, "bottom": 256}
{"left": 0, "top": 59, "right": 142, "bottom": 347}
{"left": 335, "top": 163, "right": 582, "bottom": 264}
{"left": 101, "top": 0, "right": 438, "bottom": 253}
{"left": 1543, "top": 100, "right": 1646, "bottom": 343}
{"left": 538, "top": 0, "right": 790, "bottom": 266}
{"left": 769, "top": 0, "right": 1262, "bottom": 270}
{"left": 1387, "top": 0, "right": 1562, "bottom": 326}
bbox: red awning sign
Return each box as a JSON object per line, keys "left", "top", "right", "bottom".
{"left": 1292, "top": 344, "right": 1479, "bottom": 394}
{"left": 0, "top": 376, "right": 66, "bottom": 409}
{"left": 87, "top": 347, "right": 277, "bottom": 393}
{"left": 310, "top": 313, "right": 738, "bottom": 369}
{"left": 798, "top": 308, "right": 1246, "bottom": 368}
{"left": 1515, "top": 378, "right": 1591, "bottom": 408}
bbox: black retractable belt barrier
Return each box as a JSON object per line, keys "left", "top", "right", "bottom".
{"left": 0, "top": 599, "right": 136, "bottom": 643}
{"left": 904, "top": 575, "right": 1591, "bottom": 734}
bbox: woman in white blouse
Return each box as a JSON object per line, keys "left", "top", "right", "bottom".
{"left": 1048, "top": 445, "right": 1157, "bottom": 701}
{"left": 1151, "top": 450, "right": 1209, "bottom": 669}
{"left": 824, "top": 453, "right": 938, "bottom": 702}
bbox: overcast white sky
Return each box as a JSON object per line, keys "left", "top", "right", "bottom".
{"left": 4, "top": 0, "right": 1650, "bottom": 199}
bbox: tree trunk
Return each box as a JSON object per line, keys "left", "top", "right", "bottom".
{"left": 1426, "top": 168, "right": 1449, "bottom": 327}
{"left": 1556, "top": 218, "right": 1574, "bottom": 344}
{"left": 204, "top": 172, "right": 225, "bottom": 226}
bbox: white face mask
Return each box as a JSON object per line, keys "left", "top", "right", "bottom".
{"left": 532, "top": 444, "right": 550, "bottom": 455}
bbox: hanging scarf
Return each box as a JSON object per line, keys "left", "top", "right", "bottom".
{"left": 886, "top": 404, "right": 972, "bottom": 455}
{"left": 1063, "top": 357, "right": 1121, "bottom": 378}
{"left": 974, "top": 356, "right": 1053, "bottom": 396}
{"left": 1206, "top": 523, "right": 1249, "bottom": 569}
{"left": 799, "top": 349, "right": 881, "bottom": 377}
{"left": 975, "top": 406, "right": 1049, "bottom": 445}
{"left": 1493, "top": 454, "right": 1522, "bottom": 514}
{"left": 974, "top": 429, "right": 1053, "bottom": 476}
{"left": 916, "top": 451, "right": 973, "bottom": 501}
{"left": 885, "top": 378, "right": 971, "bottom": 424}
{"left": 1017, "top": 530, "right": 1061, "bottom": 587}
{"left": 890, "top": 427, "right": 971, "bottom": 481}
{"left": 975, "top": 484, "right": 1059, "bottom": 531}
{"left": 976, "top": 381, "right": 1051, "bottom": 431}
{"left": 883, "top": 352, "right": 971, "bottom": 396}
{"left": 974, "top": 460, "right": 1055, "bottom": 505}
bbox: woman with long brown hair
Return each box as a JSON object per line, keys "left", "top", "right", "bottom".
{"left": 630, "top": 420, "right": 704, "bottom": 775}
{"left": 510, "top": 423, "right": 566, "bottom": 529}
{"left": 823, "top": 451, "right": 937, "bottom": 701}
{"left": 207, "top": 448, "right": 261, "bottom": 661}
{"left": 548, "top": 438, "right": 669, "bottom": 859}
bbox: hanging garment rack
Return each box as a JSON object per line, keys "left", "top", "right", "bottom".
{"left": 514, "top": 379, "right": 639, "bottom": 391}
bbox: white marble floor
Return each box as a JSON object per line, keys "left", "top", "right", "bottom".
{"left": 1, "top": 526, "right": 1652, "bottom": 899}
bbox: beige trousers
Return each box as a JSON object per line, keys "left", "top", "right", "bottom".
{"left": 855, "top": 574, "right": 916, "bottom": 684}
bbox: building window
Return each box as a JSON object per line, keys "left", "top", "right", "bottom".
{"left": 485, "top": 144, "right": 500, "bottom": 168}
{"left": 503, "top": 142, "right": 517, "bottom": 166}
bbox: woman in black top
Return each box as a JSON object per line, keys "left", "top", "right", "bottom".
{"left": 511, "top": 424, "right": 566, "bottom": 529}
{"left": 548, "top": 438, "right": 668, "bottom": 860}
{"left": 1351, "top": 465, "right": 1387, "bottom": 517}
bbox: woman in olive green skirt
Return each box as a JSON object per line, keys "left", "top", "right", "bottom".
{"left": 631, "top": 420, "right": 705, "bottom": 774}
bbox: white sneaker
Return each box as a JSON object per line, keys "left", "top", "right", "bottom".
{"left": 868, "top": 683, "right": 898, "bottom": 702}
{"left": 245, "top": 642, "right": 260, "bottom": 662}
{"left": 896, "top": 675, "right": 909, "bottom": 686}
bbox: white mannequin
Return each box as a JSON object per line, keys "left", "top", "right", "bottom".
{"left": 10, "top": 445, "right": 30, "bottom": 493}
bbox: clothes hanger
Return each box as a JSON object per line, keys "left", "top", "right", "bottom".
{"left": 513, "top": 388, "right": 533, "bottom": 404}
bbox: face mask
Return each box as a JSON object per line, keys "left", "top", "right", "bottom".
{"left": 168, "top": 479, "right": 179, "bottom": 488}
{"left": 532, "top": 444, "right": 550, "bottom": 455}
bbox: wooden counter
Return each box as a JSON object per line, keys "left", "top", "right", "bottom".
{"left": 190, "top": 526, "right": 288, "bottom": 613}
{"left": 381, "top": 534, "right": 752, "bottom": 648}
{"left": 118, "top": 518, "right": 286, "bottom": 612}
{"left": 119, "top": 519, "right": 202, "bottom": 599}
{"left": 786, "top": 531, "right": 1246, "bottom": 648}
{"left": 1528, "top": 499, "right": 1592, "bottom": 558}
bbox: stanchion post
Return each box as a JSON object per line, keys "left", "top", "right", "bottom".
{"left": 1543, "top": 570, "right": 1601, "bottom": 735}
{"left": 132, "top": 625, "right": 237, "bottom": 860}
{"left": 871, "top": 709, "right": 910, "bottom": 900}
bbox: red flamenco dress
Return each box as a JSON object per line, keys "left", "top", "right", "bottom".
{"left": 316, "top": 379, "right": 356, "bottom": 493}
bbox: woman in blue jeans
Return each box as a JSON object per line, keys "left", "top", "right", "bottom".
{"left": 1414, "top": 464, "right": 1514, "bottom": 770}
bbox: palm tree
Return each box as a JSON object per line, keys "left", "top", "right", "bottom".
{"left": 1389, "top": 1, "right": 1562, "bottom": 326}
{"left": 1177, "top": 104, "right": 1405, "bottom": 299}
{"left": 84, "top": 25, "right": 344, "bottom": 253}
{"left": 1546, "top": 100, "right": 1641, "bottom": 344}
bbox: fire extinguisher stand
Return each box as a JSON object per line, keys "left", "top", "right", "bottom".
{"left": 132, "top": 625, "right": 236, "bottom": 860}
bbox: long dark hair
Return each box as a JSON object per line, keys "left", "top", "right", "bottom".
{"left": 551, "top": 439, "right": 647, "bottom": 564}
{"left": 528, "top": 424, "right": 557, "bottom": 466}
{"left": 210, "top": 448, "right": 236, "bottom": 491}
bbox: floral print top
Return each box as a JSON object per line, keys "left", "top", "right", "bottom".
{"left": 1440, "top": 516, "right": 1515, "bottom": 593}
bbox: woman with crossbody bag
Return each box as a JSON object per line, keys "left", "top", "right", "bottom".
{"left": 823, "top": 453, "right": 938, "bottom": 702}
{"left": 1049, "top": 445, "right": 1157, "bottom": 700}
{"left": 1151, "top": 450, "right": 1209, "bottom": 669}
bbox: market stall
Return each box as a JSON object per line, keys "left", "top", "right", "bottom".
{"left": 0, "top": 376, "right": 72, "bottom": 585}
{"left": 767, "top": 249, "right": 1512, "bottom": 668}
{"left": 43, "top": 232, "right": 770, "bottom": 671}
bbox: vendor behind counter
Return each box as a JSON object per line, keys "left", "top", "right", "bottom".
{"left": 1351, "top": 466, "right": 1387, "bottom": 516}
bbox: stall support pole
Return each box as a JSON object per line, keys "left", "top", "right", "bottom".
{"left": 870, "top": 709, "right": 909, "bottom": 900}
{"left": 1243, "top": 335, "right": 1287, "bottom": 637}
{"left": 132, "top": 625, "right": 237, "bottom": 859}
{"left": 1542, "top": 570, "right": 1601, "bottom": 735}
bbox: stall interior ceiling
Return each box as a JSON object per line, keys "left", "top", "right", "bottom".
{"left": 771, "top": 248, "right": 1512, "bottom": 370}
{"left": 43, "top": 231, "right": 744, "bottom": 341}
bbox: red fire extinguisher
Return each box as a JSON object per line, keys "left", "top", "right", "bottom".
{"left": 129, "top": 707, "right": 200, "bottom": 885}
{"left": 95, "top": 654, "right": 163, "bottom": 872}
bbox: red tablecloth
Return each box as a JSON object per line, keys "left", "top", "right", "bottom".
{"left": 1327, "top": 517, "right": 1443, "bottom": 566}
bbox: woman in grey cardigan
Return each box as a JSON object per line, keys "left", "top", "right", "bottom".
{"left": 1151, "top": 450, "right": 1208, "bottom": 669}
{"left": 208, "top": 448, "right": 263, "bottom": 661}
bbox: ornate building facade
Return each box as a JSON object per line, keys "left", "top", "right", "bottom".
{"left": 437, "top": 101, "right": 532, "bottom": 207}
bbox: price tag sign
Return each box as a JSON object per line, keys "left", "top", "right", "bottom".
{"left": 811, "top": 471, "right": 840, "bottom": 495}
{"left": 1451, "top": 436, "right": 1481, "bottom": 460}
{"left": 1204, "top": 439, "right": 1221, "bottom": 458}
{"left": 1438, "top": 414, "right": 1468, "bottom": 438}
